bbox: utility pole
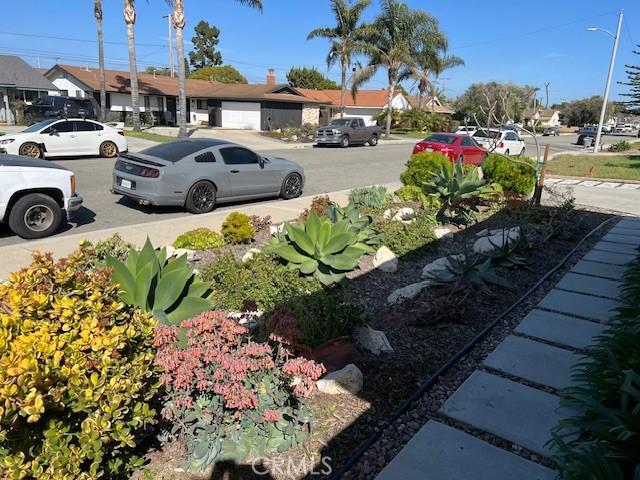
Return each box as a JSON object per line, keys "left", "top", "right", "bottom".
{"left": 590, "top": 9, "right": 623, "bottom": 152}
{"left": 164, "top": 14, "right": 174, "bottom": 77}
{"left": 544, "top": 82, "right": 550, "bottom": 108}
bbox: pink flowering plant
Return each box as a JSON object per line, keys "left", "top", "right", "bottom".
{"left": 154, "top": 311, "right": 325, "bottom": 471}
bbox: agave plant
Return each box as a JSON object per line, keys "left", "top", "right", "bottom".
{"left": 482, "top": 230, "right": 530, "bottom": 269}
{"left": 107, "top": 238, "right": 214, "bottom": 325}
{"left": 423, "top": 253, "right": 510, "bottom": 292}
{"left": 326, "top": 202, "right": 383, "bottom": 252}
{"left": 270, "top": 211, "right": 367, "bottom": 286}
{"left": 348, "top": 185, "right": 390, "bottom": 209}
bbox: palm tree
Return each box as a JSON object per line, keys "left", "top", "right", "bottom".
{"left": 353, "top": 0, "right": 438, "bottom": 138}
{"left": 307, "top": 0, "right": 371, "bottom": 117}
{"left": 167, "top": 0, "right": 263, "bottom": 138}
{"left": 94, "top": 0, "right": 107, "bottom": 122}
{"left": 124, "top": 0, "right": 141, "bottom": 131}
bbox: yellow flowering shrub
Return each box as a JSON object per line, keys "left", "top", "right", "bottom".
{"left": 0, "top": 251, "right": 159, "bottom": 479}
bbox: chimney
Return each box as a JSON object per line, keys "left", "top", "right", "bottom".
{"left": 266, "top": 68, "right": 276, "bottom": 85}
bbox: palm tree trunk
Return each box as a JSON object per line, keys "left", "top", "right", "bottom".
{"left": 95, "top": 0, "right": 106, "bottom": 123}
{"left": 124, "top": 0, "right": 140, "bottom": 131}
{"left": 339, "top": 58, "right": 347, "bottom": 118}
{"left": 384, "top": 70, "right": 396, "bottom": 139}
{"left": 172, "top": 1, "right": 187, "bottom": 138}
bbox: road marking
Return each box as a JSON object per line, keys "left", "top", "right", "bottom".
{"left": 595, "top": 182, "right": 622, "bottom": 189}
{"left": 559, "top": 179, "right": 582, "bottom": 185}
{"left": 579, "top": 181, "right": 603, "bottom": 187}
{"left": 617, "top": 183, "right": 640, "bottom": 190}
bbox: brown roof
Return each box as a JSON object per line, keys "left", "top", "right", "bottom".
{"left": 297, "top": 88, "right": 400, "bottom": 108}
{"left": 48, "top": 65, "right": 321, "bottom": 104}
{"left": 406, "top": 95, "right": 455, "bottom": 114}
{"left": 525, "top": 108, "right": 558, "bottom": 119}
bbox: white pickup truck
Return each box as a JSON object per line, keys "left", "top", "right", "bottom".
{"left": 0, "top": 154, "right": 83, "bottom": 239}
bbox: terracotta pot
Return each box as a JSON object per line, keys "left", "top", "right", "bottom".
{"left": 311, "top": 336, "right": 357, "bottom": 373}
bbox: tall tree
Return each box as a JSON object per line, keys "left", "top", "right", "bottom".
{"left": 307, "top": 0, "right": 371, "bottom": 117}
{"left": 453, "top": 82, "right": 539, "bottom": 125}
{"left": 123, "top": 0, "right": 141, "bottom": 131}
{"left": 189, "top": 20, "right": 223, "bottom": 69}
{"left": 167, "top": 0, "right": 262, "bottom": 138}
{"left": 353, "top": 0, "right": 438, "bottom": 138}
{"left": 286, "top": 66, "right": 339, "bottom": 90}
{"left": 620, "top": 44, "right": 640, "bottom": 116}
{"left": 143, "top": 66, "right": 171, "bottom": 76}
{"left": 189, "top": 65, "right": 247, "bottom": 83}
{"left": 94, "top": 0, "right": 107, "bottom": 122}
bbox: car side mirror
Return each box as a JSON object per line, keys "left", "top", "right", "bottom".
{"left": 49, "top": 129, "right": 57, "bottom": 136}
{"left": 258, "top": 156, "right": 265, "bottom": 168}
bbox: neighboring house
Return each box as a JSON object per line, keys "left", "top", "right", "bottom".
{"left": 298, "top": 88, "right": 411, "bottom": 126}
{"left": 45, "top": 64, "right": 321, "bottom": 130}
{"left": 524, "top": 108, "right": 561, "bottom": 127}
{"left": 406, "top": 95, "right": 455, "bottom": 115}
{"left": 0, "top": 55, "right": 58, "bottom": 124}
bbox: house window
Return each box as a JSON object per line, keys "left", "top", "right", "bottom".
{"left": 197, "top": 99, "right": 206, "bottom": 110}
{"left": 75, "top": 90, "right": 82, "bottom": 98}
{"left": 60, "top": 90, "right": 68, "bottom": 96}
{"left": 144, "top": 96, "right": 151, "bottom": 110}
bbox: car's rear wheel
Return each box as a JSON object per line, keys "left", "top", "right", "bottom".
{"left": 504, "top": 149, "right": 510, "bottom": 156}
{"left": 8, "top": 193, "right": 63, "bottom": 239}
{"left": 19, "top": 142, "right": 43, "bottom": 159}
{"left": 519, "top": 147, "right": 525, "bottom": 156}
{"left": 185, "top": 181, "right": 216, "bottom": 214}
{"left": 368, "top": 134, "right": 378, "bottom": 146}
{"left": 281, "top": 173, "right": 303, "bottom": 199}
{"left": 100, "top": 141, "right": 118, "bottom": 158}
{"left": 341, "top": 135, "right": 350, "bottom": 148}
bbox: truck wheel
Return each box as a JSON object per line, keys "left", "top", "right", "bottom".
{"left": 341, "top": 135, "right": 350, "bottom": 148}
{"left": 8, "top": 193, "right": 63, "bottom": 239}
{"left": 19, "top": 142, "right": 43, "bottom": 158}
{"left": 368, "top": 134, "right": 378, "bottom": 146}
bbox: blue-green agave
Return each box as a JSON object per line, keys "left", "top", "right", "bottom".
{"left": 326, "top": 202, "right": 383, "bottom": 252}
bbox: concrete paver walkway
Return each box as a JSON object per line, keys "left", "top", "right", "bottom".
{"left": 378, "top": 216, "right": 639, "bottom": 479}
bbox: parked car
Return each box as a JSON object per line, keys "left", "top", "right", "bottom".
{"left": 0, "top": 118, "right": 127, "bottom": 159}
{"left": 472, "top": 129, "right": 526, "bottom": 156}
{"left": 0, "top": 154, "right": 83, "bottom": 238}
{"left": 615, "top": 124, "right": 633, "bottom": 133}
{"left": 412, "top": 133, "right": 487, "bottom": 164}
{"left": 112, "top": 139, "right": 305, "bottom": 214}
{"left": 315, "top": 117, "right": 381, "bottom": 147}
{"left": 542, "top": 127, "right": 560, "bottom": 136}
{"left": 24, "top": 96, "right": 98, "bottom": 125}
{"left": 577, "top": 126, "right": 599, "bottom": 146}
{"left": 454, "top": 125, "right": 478, "bottom": 135}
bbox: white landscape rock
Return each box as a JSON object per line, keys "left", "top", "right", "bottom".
{"left": 373, "top": 246, "right": 398, "bottom": 273}
{"left": 164, "top": 245, "right": 176, "bottom": 258}
{"left": 421, "top": 254, "right": 464, "bottom": 279}
{"left": 354, "top": 326, "right": 393, "bottom": 355}
{"left": 383, "top": 207, "right": 416, "bottom": 223}
{"left": 173, "top": 248, "right": 197, "bottom": 261}
{"left": 433, "top": 227, "right": 452, "bottom": 240}
{"left": 473, "top": 227, "right": 521, "bottom": 254}
{"left": 317, "top": 364, "right": 363, "bottom": 395}
{"left": 269, "top": 223, "right": 286, "bottom": 236}
{"left": 242, "top": 248, "right": 262, "bottom": 263}
{"left": 387, "top": 280, "right": 434, "bottom": 305}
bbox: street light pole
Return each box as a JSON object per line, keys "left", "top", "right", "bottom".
{"left": 591, "top": 10, "right": 623, "bottom": 152}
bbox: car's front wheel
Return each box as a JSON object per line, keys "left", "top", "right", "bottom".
{"left": 281, "top": 173, "right": 303, "bottom": 199}
{"left": 341, "top": 135, "right": 350, "bottom": 148}
{"left": 185, "top": 181, "right": 216, "bottom": 214}
{"left": 8, "top": 193, "right": 63, "bottom": 239}
{"left": 19, "top": 142, "right": 43, "bottom": 158}
{"left": 100, "top": 141, "right": 118, "bottom": 158}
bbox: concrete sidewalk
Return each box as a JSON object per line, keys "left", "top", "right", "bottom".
{"left": 377, "top": 216, "right": 639, "bottom": 480}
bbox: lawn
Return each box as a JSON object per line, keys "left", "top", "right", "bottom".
{"left": 390, "top": 129, "right": 429, "bottom": 139}
{"left": 124, "top": 130, "right": 176, "bottom": 143}
{"left": 546, "top": 153, "right": 640, "bottom": 181}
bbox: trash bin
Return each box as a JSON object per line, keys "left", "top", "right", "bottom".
{"left": 583, "top": 137, "right": 593, "bottom": 148}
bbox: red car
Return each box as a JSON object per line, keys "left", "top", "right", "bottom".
{"left": 412, "top": 133, "right": 487, "bottom": 165}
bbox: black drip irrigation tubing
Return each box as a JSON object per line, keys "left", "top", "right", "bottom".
{"left": 329, "top": 215, "right": 619, "bottom": 480}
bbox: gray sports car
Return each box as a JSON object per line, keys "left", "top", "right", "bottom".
{"left": 112, "top": 138, "right": 305, "bottom": 213}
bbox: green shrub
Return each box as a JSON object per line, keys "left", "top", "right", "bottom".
{"left": 399, "top": 108, "right": 428, "bottom": 130}
{"left": 394, "top": 185, "right": 442, "bottom": 211}
{"left": 608, "top": 140, "right": 631, "bottom": 152}
{"left": 154, "top": 311, "right": 325, "bottom": 471}
{"left": 107, "top": 239, "right": 214, "bottom": 325}
{"left": 221, "top": 212, "right": 256, "bottom": 244}
{"left": 483, "top": 154, "right": 536, "bottom": 195}
{"left": 0, "top": 251, "right": 158, "bottom": 478}
{"left": 372, "top": 213, "right": 438, "bottom": 257}
{"left": 349, "top": 185, "right": 390, "bottom": 209}
{"left": 550, "top": 255, "right": 640, "bottom": 479}
{"left": 174, "top": 227, "right": 225, "bottom": 250}
{"left": 400, "top": 152, "right": 452, "bottom": 189}
{"left": 77, "top": 233, "right": 133, "bottom": 270}
{"left": 200, "top": 253, "right": 324, "bottom": 312}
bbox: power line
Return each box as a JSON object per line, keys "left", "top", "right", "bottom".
{"left": 0, "top": 30, "right": 166, "bottom": 48}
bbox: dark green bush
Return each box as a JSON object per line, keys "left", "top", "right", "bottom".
{"left": 608, "top": 140, "right": 631, "bottom": 152}
{"left": 400, "top": 152, "right": 452, "bottom": 189}
{"left": 482, "top": 154, "right": 536, "bottom": 195}
{"left": 372, "top": 213, "right": 438, "bottom": 257}
{"left": 201, "top": 253, "right": 324, "bottom": 312}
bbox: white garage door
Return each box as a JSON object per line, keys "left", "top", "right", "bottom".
{"left": 221, "top": 101, "right": 261, "bottom": 130}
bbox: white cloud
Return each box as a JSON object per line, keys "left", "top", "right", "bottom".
{"left": 544, "top": 52, "right": 568, "bottom": 58}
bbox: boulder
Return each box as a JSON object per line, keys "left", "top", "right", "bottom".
{"left": 228, "top": 310, "right": 262, "bottom": 330}
{"left": 421, "top": 254, "right": 464, "bottom": 279}
{"left": 383, "top": 207, "right": 415, "bottom": 223}
{"left": 473, "top": 227, "right": 521, "bottom": 254}
{"left": 290, "top": 134, "right": 299, "bottom": 142}
{"left": 387, "top": 280, "right": 433, "bottom": 305}
{"left": 354, "top": 326, "right": 393, "bottom": 355}
{"left": 317, "top": 364, "right": 363, "bottom": 395}
{"left": 242, "top": 248, "right": 262, "bottom": 263}
{"left": 173, "top": 248, "right": 197, "bottom": 261}
{"left": 373, "top": 246, "right": 398, "bottom": 273}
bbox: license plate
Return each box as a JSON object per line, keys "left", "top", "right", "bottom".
{"left": 121, "top": 179, "right": 132, "bottom": 189}
{"left": 425, "top": 147, "right": 434, "bottom": 152}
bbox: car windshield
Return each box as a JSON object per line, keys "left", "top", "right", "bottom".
{"left": 22, "top": 119, "right": 58, "bottom": 133}
{"left": 425, "top": 133, "right": 457, "bottom": 145}
{"left": 140, "top": 141, "right": 206, "bottom": 163}
{"left": 328, "top": 119, "right": 352, "bottom": 127}
{"left": 474, "top": 130, "right": 501, "bottom": 139}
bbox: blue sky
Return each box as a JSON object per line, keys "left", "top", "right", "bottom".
{"left": 1, "top": 0, "right": 638, "bottom": 104}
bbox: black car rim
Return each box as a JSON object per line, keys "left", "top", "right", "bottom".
{"left": 192, "top": 184, "right": 214, "bottom": 211}
{"left": 24, "top": 205, "right": 54, "bottom": 232}
{"left": 285, "top": 175, "right": 302, "bottom": 197}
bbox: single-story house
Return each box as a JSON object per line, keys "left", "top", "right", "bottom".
{"left": 524, "top": 108, "right": 561, "bottom": 127}
{"left": 0, "top": 55, "right": 58, "bottom": 124}
{"left": 406, "top": 95, "right": 455, "bottom": 115}
{"left": 298, "top": 88, "right": 412, "bottom": 126}
{"left": 44, "top": 65, "right": 322, "bottom": 130}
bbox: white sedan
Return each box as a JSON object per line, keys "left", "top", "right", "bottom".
{"left": 473, "top": 128, "right": 526, "bottom": 156}
{"left": 0, "top": 118, "right": 128, "bottom": 159}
